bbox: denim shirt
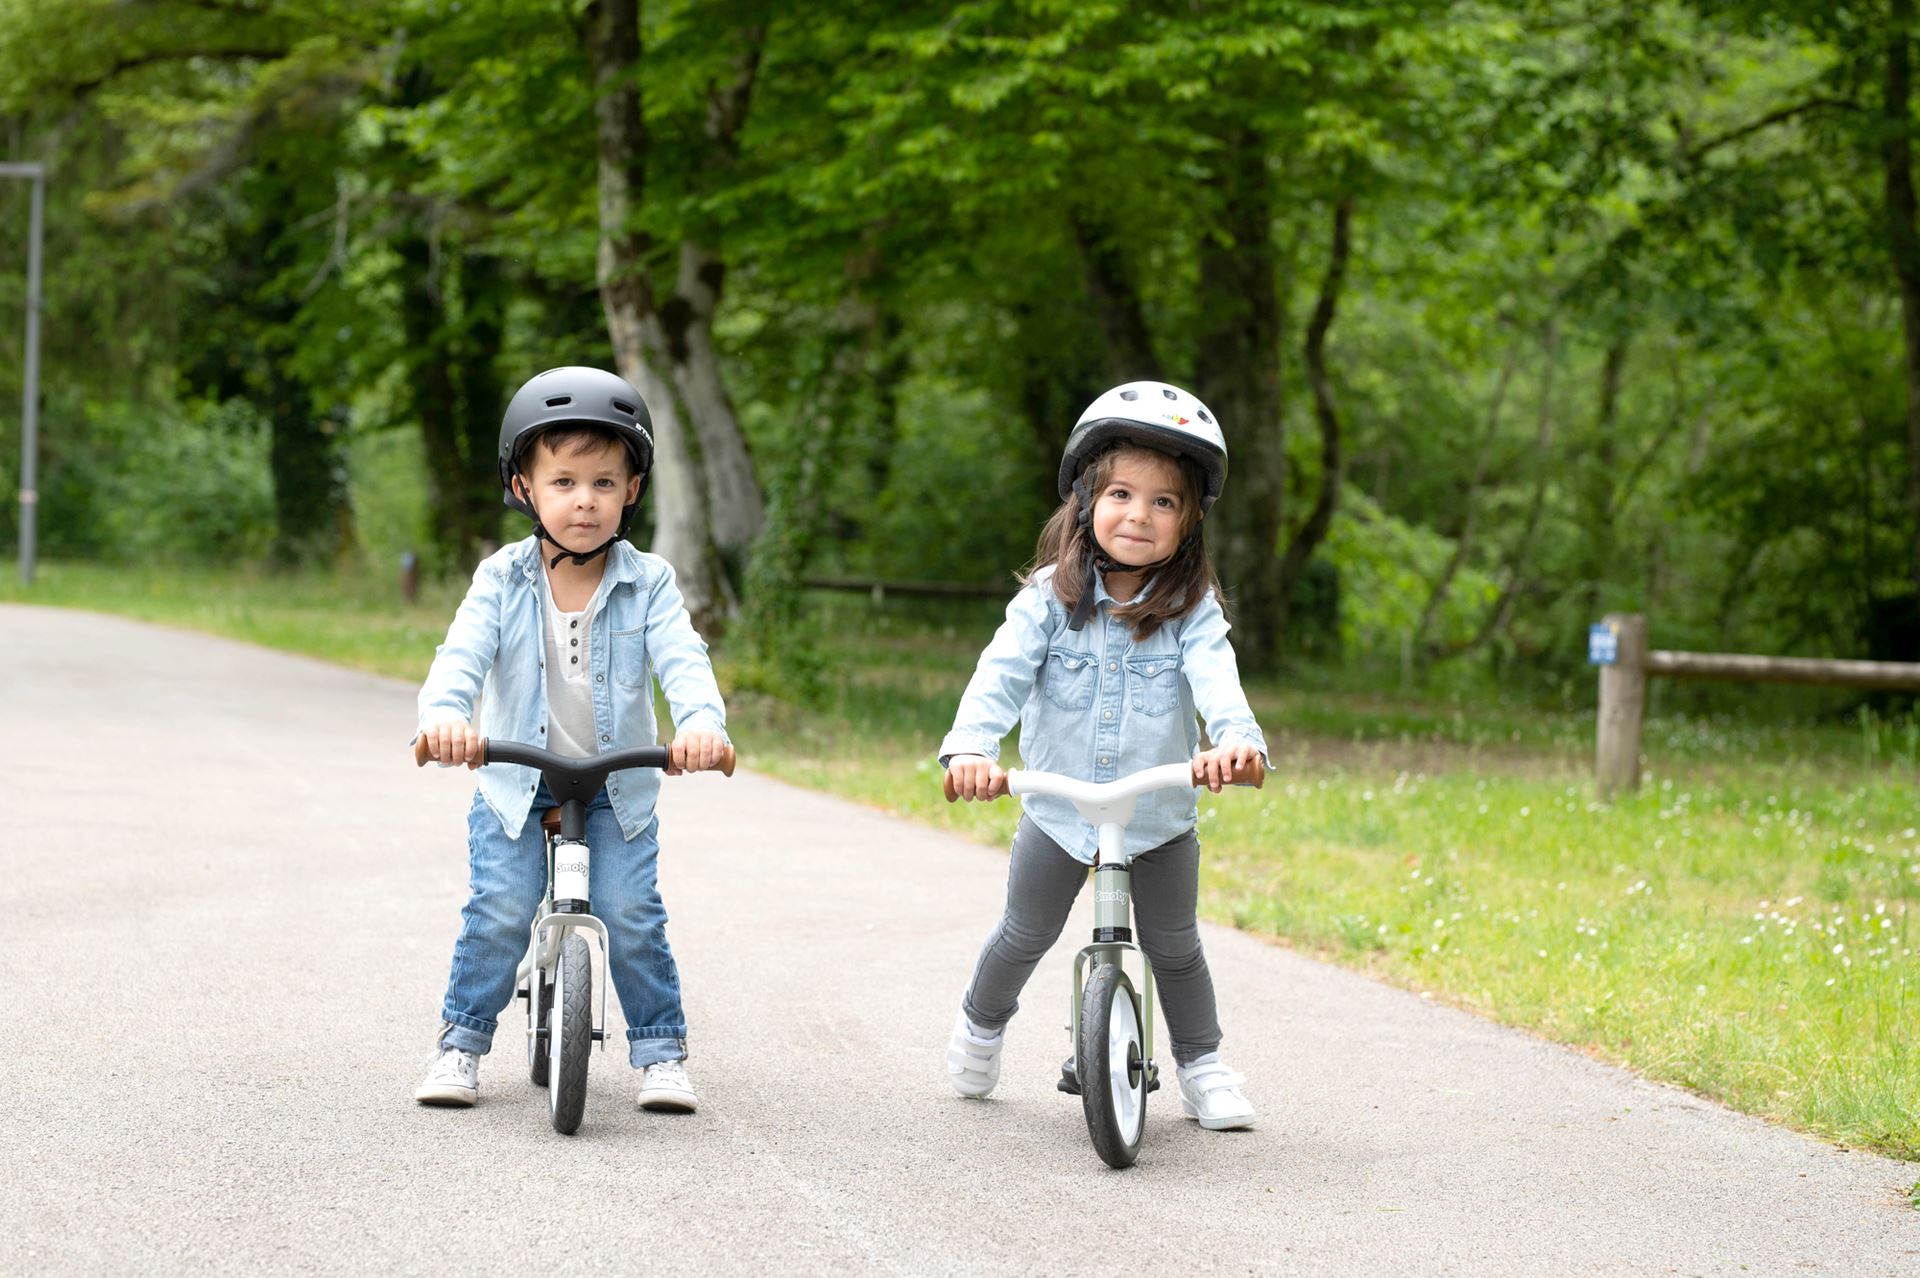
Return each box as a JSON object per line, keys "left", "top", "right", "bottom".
{"left": 937, "top": 566, "right": 1269, "bottom": 863}
{"left": 417, "top": 536, "right": 728, "bottom": 842}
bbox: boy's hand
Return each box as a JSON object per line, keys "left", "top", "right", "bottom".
{"left": 423, "top": 719, "right": 483, "bottom": 770}
{"left": 668, "top": 728, "right": 729, "bottom": 775}
{"left": 1192, "top": 743, "right": 1263, "bottom": 793}
{"left": 946, "top": 753, "right": 1008, "bottom": 802}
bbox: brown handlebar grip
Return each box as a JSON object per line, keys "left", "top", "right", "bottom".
{"left": 718, "top": 744, "right": 736, "bottom": 777}
{"left": 1240, "top": 754, "right": 1266, "bottom": 789}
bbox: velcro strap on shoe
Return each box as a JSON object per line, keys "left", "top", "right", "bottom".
{"left": 1185, "top": 1065, "right": 1246, "bottom": 1094}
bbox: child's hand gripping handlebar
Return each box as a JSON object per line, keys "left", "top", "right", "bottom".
{"left": 413, "top": 735, "right": 736, "bottom": 776}
{"left": 942, "top": 752, "right": 1265, "bottom": 803}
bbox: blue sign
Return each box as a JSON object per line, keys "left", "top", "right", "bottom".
{"left": 1588, "top": 623, "right": 1618, "bottom": 665}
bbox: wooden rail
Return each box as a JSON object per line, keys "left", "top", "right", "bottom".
{"left": 1593, "top": 612, "right": 1920, "bottom": 798}
{"left": 803, "top": 575, "right": 1014, "bottom": 601}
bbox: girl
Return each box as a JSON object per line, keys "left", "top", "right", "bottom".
{"left": 939, "top": 380, "right": 1268, "bottom": 1131}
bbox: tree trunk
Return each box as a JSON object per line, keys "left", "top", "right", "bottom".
{"left": 662, "top": 242, "right": 761, "bottom": 555}
{"left": 1070, "top": 207, "right": 1164, "bottom": 382}
{"left": 1195, "top": 125, "right": 1286, "bottom": 673}
{"left": 584, "top": 0, "right": 728, "bottom": 633}
{"left": 1436, "top": 318, "right": 1561, "bottom": 665}
{"left": 1275, "top": 195, "right": 1355, "bottom": 641}
{"left": 1413, "top": 337, "right": 1521, "bottom": 661}
{"left": 1884, "top": 0, "right": 1920, "bottom": 605}
{"left": 1579, "top": 336, "right": 1629, "bottom": 625}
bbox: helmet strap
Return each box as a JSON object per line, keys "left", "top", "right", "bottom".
{"left": 511, "top": 471, "right": 636, "bottom": 571}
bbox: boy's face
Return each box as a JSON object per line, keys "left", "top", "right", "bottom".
{"left": 517, "top": 434, "right": 641, "bottom": 555}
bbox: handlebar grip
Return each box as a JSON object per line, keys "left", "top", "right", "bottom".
{"left": 1240, "top": 754, "right": 1266, "bottom": 789}
{"left": 717, "top": 744, "right": 736, "bottom": 777}
{"left": 412, "top": 733, "right": 487, "bottom": 768}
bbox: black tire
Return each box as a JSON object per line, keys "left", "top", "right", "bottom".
{"left": 528, "top": 972, "right": 554, "bottom": 1087}
{"left": 548, "top": 933, "right": 592, "bottom": 1135}
{"left": 1078, "top": 963, "right": 1147, "bottom": 1169}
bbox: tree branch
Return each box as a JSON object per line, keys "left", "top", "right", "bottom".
{"left": 1686, "top": 97, "right": 1863, "bottom": 163}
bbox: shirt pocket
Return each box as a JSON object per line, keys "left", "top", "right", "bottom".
{"left": 1041, "top": 647, "right": 1098, "bottom": 711}
{"left": 610, "top": 627, "right": 650, "bottom": 688}
{"left": 1126, "top": 653, "right": 1183, "bottom": 716}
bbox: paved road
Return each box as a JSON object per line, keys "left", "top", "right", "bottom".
{"left": 1, "top": 602, "right": 1915, "bottom": 1275}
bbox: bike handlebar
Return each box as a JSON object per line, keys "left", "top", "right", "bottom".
{"left": 942, "top": 754, "right": 1264, "bottom": 804}
{"left": 413, "top": 735, "right": 736, "bottom": 777}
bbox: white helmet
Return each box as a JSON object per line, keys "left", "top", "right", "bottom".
{"left": 1059, "top": 381, "right": 1227, "bottom": 512}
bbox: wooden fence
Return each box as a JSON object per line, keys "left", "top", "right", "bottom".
{"left": 1592, "top": 612, "right": 1920, "bottom": 797}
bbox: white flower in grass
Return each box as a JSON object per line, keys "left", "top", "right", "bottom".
{"left": 1825, "top": 978, "right": 1836, "bottom": 986}
{"left": 1832, "top": 943, "right": 1845, "bottom": 954}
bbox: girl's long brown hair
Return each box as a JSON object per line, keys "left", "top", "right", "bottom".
{"left": 1022, "top": 444, "right": 1225, "bottom": 639}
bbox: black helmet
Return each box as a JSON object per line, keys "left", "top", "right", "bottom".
{"left": 497, "top": 366, "right": 655, "bottom": 540}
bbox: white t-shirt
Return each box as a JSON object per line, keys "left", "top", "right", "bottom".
{"left": 539, "top": 568, "right": 612, "bottom": 758}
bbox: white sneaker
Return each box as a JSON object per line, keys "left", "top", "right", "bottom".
{"left": 1176, "top": 1054, "right": 1255, "bottom": 1130}
{"left": 413, "top": 1046, "right": 479, "bottom": 1106}
{"left": 946, "top": 1011, "right": 1003, "bottom": 1097}
{"left": 637, "top": 1059, "right": 698, "bottom": 1112}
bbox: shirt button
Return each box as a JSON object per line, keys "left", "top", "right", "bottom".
{"left": 1100, "top": 756, "right": 1110, "bottom": 765}
{"left": 570, "top": 638, "right": 578, "bottom": 647}
{"left": 1103, "top": 710, "right": 1113, "bottom": 720}
{"left": 595, "top": 674, "right": 603, "bottom": 683}
{"left": 538, "top": 726, "right": 545, "bottom": 733}
{"left": 570, "top": 619, "right": 578, "bottom": 629}
{"left": 1107, "top": 662, "right": 1117, "bottom": 671}
{"left": 601, "top": 734, "right": 610, "bottom": 743}
{"left": 571, "top": 656, "right": 579, "bottom": 664}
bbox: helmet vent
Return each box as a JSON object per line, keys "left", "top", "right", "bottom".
{"left": 1161, "top": 387, "right": 1177, "bottom": 399}
{"left": 1197, "top": 408, "right": 1213, "bottom": 424}
{"left": 611, "top": 400, "right": 635, "bottom": 414}
{"left": 1119, "top": 389, "right": 1139, "bottom": 401}
{"left": 545, "top": 395, "right": 573, "bottom": 408}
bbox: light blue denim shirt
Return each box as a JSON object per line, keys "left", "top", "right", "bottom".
{"left": 938, "top": 565, "right": 1269, "bottom": 863}
{"left": 418, "top": 536, "right": 727, "bottom": 842}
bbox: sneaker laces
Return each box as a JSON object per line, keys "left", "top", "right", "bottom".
{"left": 647, "top": 1060, "right": 689, "bottom": 1086}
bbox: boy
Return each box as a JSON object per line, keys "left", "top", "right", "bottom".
{"left": 414, "top": 366, "right": 728, "bottom": 1112}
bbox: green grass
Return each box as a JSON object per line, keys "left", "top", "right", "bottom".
{"left": 6, "top": 561, "right": 1917, "bottom": 1161}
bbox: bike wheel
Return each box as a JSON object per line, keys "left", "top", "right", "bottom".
{"left": 527, "top": 972, "right": 554, "bottom": 1087}
{"left": 548, "top": 933, "right": 592, "bottom": 1135}
{"left": 1078, "top": 963, "right": 1147, "bottom": 1169}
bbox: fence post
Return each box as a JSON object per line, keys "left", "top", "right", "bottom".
{"left": 1595, "top": 612, "right": 1648, "bottom": 799}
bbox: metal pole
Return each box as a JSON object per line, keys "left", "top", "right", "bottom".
{"left": 2, "top": 162, "right": 44, "bottom": 586}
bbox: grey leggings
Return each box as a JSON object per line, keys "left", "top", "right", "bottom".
{"left": 962, "top": 816, "right": 1221, "bottom": 1066}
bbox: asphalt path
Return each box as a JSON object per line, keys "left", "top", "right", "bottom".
{"left": 2, "top": 602, "right": 1915, "bottom": 1275}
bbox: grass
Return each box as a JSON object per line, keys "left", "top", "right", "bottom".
{"left": 6, "top": 560, "right": 1917, "bottom": 1161}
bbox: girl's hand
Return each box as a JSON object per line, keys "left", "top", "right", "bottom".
{"left": 423, "top": 719, "right": 483, "bottom": 770}
{"left": 668, "top": 728, "right": 729, "bottom": 775}
{"left": 1192, "top": 742, "right": 1263, "bottom": 793}
{"left": 946, "top": 753, "right": 1009, "bottom": 802}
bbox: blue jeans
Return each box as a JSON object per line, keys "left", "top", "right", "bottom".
{"left": 439, "top": 783, "right": 687, "bottom": 1067}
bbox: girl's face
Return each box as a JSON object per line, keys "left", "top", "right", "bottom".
{"left": 517, "top": 435, "right": 641, "bottom": 555}
{"left": 1089, "top": 448, "right": 1191, "bottom": 567}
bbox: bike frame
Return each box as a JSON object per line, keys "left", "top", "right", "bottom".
{"left": 1007, "top": 762, "right": 1195, "bottom": 1079}
{"left": 518, "top": 810, "right": 613, "bottom": 1053}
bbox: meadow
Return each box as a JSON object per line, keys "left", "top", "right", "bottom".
{"left": 6, "top": 562, "right": 1914, "bottom": 1160}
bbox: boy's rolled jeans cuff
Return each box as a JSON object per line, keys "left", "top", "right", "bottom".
{"left": 438, "top": 1014, "right": 495, "bottom": 1057}
{"left": 627, "top": 1030, "right": 688, "bottom": 1068}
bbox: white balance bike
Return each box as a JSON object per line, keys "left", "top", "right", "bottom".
{"left": 946, "top": 756, "right": 1263, "bottom": 1168}
{"left": 416, "top": 736, "right": 734, "bottom": 1134}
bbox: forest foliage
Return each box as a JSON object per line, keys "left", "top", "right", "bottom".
{"left": 2, "top": 0, "right": 1916, "bottom": 694}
